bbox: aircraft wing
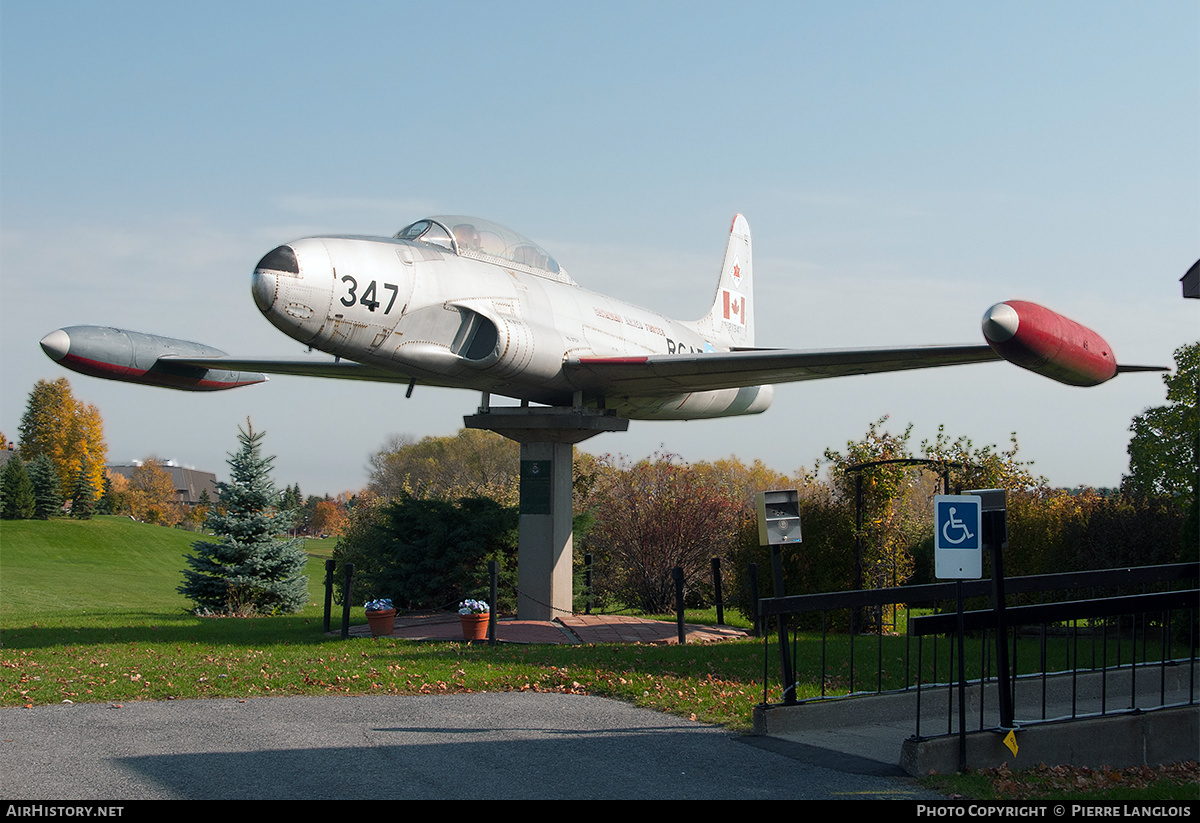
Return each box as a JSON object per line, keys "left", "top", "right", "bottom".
{"left": 160, "top": 354, "right": 490, "bottom": 392}
{"left": 563, "top": 344, "right": 1002, "bottom": 396}
{"left": 161, "top": 355, "right": 418, "bottom": 384}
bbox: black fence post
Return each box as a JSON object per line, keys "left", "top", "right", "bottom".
{"left": 323, "top": 558, "right": 335, "bottom": 633}
{"left": 771, "top": 545, "right": 795, "bottom": 704}
{"left": 341, "top": 563, "right": 354, "bottom": 640}
{"left": 488, "top": 560, "right": 498, "bottom": 646}
{"left": 853, "top": 473, "right": 864, "bottom": 634}
{"left": 584, "top": 552, "right": 593, "bottom": 615}
{"left": 748, "top": 563, "right": 760, "bottom": 637}
{"left": 711, "top": 557, "right": 725, "bottom": 625}
{"left": 673, "top": 566, "right": 686, "bottom": 644}
{"left": 984, "top": 505, "right": 1014, "bottom": 729}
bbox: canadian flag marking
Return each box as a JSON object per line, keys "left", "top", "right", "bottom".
{"left": 721, "top": 289, "right": 746, "bottom": 326}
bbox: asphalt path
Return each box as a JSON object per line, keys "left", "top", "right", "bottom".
{"left": 1, "top": 692, "right": 944, "bottom": 800}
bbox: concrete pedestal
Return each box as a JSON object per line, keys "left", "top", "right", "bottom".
{"left": 464, "top": 406, "right": 627, "bottom": 620}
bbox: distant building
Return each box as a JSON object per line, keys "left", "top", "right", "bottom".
{"left": 1184, "top": 259, "right": 1199, "bottom": 299}
{"left": 106, "top": 462, "right": 219, "bottom": 506}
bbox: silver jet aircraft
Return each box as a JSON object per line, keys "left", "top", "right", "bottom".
{"left": 39, "top": 214, "right": 1155, "bottom": 410}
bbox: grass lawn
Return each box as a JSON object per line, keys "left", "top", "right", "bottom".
{"left": 1, "top": 516, "right": 1195, "bottom": 801}
{"left": 0, "top": 517, "right": 770, "bottom": 728}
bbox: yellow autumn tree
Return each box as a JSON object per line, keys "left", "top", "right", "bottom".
{"left": 17, "top": 378, "right": 107, "bottom": 495}
{"left": 129, "top": 458, "right": 182, "bottom": 526}
{"left": 310, "top": 498, "right": 349, "bottom": 536}
{"left": 68, "top": 402, "right": 107, "bottom": 495}
{"left": 692, "top": 456, "right": 814, "bottom": 512}
{"left": 103, "top": 470, "right": 132, "bottom": 515}
{"left": 366, "top": 429, "right": 520, "bottom": 505}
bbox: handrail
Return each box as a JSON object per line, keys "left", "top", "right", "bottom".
{"left": 757, "top": 562, "right": 1199, "bottom": 618}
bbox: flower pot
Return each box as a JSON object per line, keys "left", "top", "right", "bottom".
{"left": 365, "top": 608, "right": 396, "bottom": 637}
{"left": 459, "top": 613, "right": 489, "bottom": 641}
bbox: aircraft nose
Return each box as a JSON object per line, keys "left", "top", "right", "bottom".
{"left": 40, "top": 328, "right": 70, "bottom": 361}
{"left": 251, "top": 268, "right": 277, "bottom": 312}
{"left": 252, "top": 245, "right": 298, "bottom": 313}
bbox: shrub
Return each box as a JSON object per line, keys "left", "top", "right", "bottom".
{"left": 581, "top": 453, "right": 743, "bottom": 614}
{"left": 333, "top": 494, "right": 518, "bottom": 612}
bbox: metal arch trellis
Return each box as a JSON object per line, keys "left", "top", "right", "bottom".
{"left": 843, "top": 459, "right": 966, "bottom": 631}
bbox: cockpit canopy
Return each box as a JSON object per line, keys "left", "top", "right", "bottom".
{"left": 395, "top": 215, "right": 572, "bottom": 283}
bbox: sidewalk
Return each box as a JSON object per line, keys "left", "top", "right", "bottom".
{"left": 335, "top": 611, "right": 751, "bottom": 645}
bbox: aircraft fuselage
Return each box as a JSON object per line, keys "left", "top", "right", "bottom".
{"left": 250, "top": 224, "right": 768, "bottom": 419}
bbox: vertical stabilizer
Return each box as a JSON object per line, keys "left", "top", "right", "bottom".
{"left": 692, "top": 214, "right": 754, "bottom": 348}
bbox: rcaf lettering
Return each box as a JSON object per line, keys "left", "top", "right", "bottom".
{"left": 666, "top": 337, "right": 703, "bottom": 355}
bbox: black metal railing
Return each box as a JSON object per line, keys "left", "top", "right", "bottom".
{"left": 756, "top": 562, "right": 1198, "bottom": 738}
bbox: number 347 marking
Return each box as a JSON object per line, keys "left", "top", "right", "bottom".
{"left": 340, "top": 276, "right": 399, "bottom": 314}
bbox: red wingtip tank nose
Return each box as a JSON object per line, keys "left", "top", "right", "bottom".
{"left": 981, "top": 300, "right": 1118, "bottom": 387}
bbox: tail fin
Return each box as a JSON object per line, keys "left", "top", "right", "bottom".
{"left": 693, "top": 214, "right": 754, "bottom": 348}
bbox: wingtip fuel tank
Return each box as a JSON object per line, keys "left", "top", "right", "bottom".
{"left": 981, "top": 300, "right": 1118, "bottom": 387}
{"left": 40, "top": 326, "right": 267, "bottom": 391}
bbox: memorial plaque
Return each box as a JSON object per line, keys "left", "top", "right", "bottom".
{"left": 520, "top": 460, "right": 552, "bottom": 515}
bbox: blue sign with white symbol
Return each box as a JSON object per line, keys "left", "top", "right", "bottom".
{"left": 934, "top": 494, "right": 982, "bottom": 578}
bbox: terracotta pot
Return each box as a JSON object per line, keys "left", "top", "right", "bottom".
{"left": 459, "top": 612, "right": 489, "bottom": 641}
{"left": 365, "top": 608, "right": 396, "bottom": 637}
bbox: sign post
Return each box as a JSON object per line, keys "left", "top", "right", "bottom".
{"left": 934, "top": 494, "right": 983, "bottom": 771}
{"left": 969, "top": 489, "right": 1013, "bottom": 731}
{"left": 757, "top": 490, "right": 801, "bottom": 705}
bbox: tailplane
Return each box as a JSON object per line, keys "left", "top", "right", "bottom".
{"left": 692, "top": 214, "right": 754, "bottom": 349}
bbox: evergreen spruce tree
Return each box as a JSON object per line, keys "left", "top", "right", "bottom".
{"left": 279, "top": 483, "right": 303, "bottom": 535}
{"left": 26, "top": 454, "right": 63, "bottom": 519}
{"left": 1, "top": 457, "right": 35, "bottom": 520}
{"left": 96, "top": 474, "right": 115, "bottom": 515}
{"left": 71, "top": 461, "right": 98, "bottom": 519}
{"left": 178, "top": 421, "right": 309, "bottom": 615}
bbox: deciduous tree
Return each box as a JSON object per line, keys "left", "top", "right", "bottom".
{"left": 582, "top": 452, "right": 743, "bottom": 613}
{"left": 921, "top": 425, "right": 1046, "bottom": 493}
{"left": 692, "top": 456, "right": 805, "bottom": 511}
{"left": 822, "top": 417, "right": 924, "bottom": 590}
{"left": 311, "top": 498, "right": 349, "bottom": 536}
{"left": 129, "top": 458, "right": 181, "bottom": 526}
{"left": 17, "top": 379, "right": 107, "bottom": 496}
{"left": 1124, "top": 342, "right": 1198, "bottom": 502}
{"left": 1123, "top": 342, "right": 1198, "bottom": 560}
{"left": 102, "top": 470, "right": 131, "bottom": 515}
{"left": 367, "top": 429, "right": 520, "bottom": 505}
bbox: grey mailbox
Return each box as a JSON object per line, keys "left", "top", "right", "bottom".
{"left": 756, "top": 489, "right": 802, "bottom": 546}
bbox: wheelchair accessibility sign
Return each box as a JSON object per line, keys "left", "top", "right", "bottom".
{"left": 934, "top": 495, "right": 982, "bottom": 579}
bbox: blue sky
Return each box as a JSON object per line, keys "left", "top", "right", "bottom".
{"left": 2, "top": 1, "right": 1196, "bottom": 497}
